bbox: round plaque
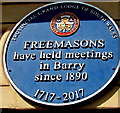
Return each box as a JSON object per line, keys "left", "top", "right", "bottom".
{"left": 3, "top": 2, "right": 120, "bottom": 106}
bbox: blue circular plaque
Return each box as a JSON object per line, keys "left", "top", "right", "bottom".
{"left": 3, "top": 2, "right": 120, "bottom": 106}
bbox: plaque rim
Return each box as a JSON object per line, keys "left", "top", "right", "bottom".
{"left": 3, "top": 1, "right": 120, "bottom": 106}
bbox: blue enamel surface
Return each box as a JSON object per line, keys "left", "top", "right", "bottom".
{"left": 5, "top": 2, "right": 119, "bottom": 105}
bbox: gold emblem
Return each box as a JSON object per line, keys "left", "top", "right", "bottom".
{"left": 50, "top": 12, "right": 80, "bottom": 36}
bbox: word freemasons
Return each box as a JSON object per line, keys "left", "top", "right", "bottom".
{"left": 13, "top": 39, "right": 113, "bottom": 62}
{"left": 22, "top": 39, "right": 113, "bottom": 61}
